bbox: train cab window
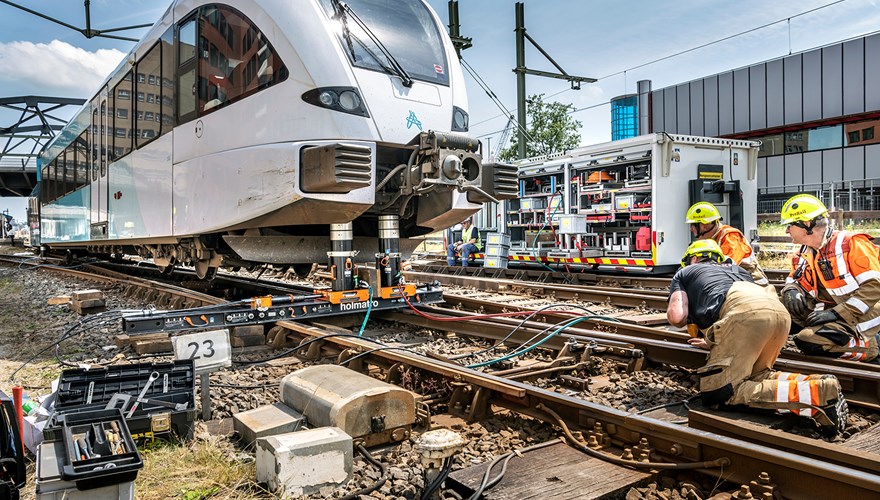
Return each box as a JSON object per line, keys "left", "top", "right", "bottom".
{"left": 136, "top": 42, "right": 162, "bottom": 148}
{"left": 113, "top": 71, "right": 133, "bottom": 159}
{"left": 196, "top": 5, "right": 287, "bottom": 115}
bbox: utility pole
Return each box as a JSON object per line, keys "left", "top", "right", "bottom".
{"left": 447, "top": 1, "right": 472, "bottom": 58}
{"left": 513, "top": 2, "right": 595, "bottom": 159}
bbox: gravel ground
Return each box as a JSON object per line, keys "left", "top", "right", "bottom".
{"left": 2, "top": 255, "right": 872, "bottom": 499}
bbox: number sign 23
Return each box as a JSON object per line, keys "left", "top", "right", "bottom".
{"left": 172, "top": 329, "right": 232, "bottom": 374}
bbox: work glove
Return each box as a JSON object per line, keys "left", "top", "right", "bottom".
{"left": 782, "top": 288, "right": 808, "bottom": 317}
{"left": 805, "top": 308, "right": 840, "bottom": 326}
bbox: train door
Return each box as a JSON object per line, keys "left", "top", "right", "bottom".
{"left": 89, "top": 87, "right": 109, "bottom": 238}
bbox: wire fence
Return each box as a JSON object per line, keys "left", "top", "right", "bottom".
{"left": 758, "top": 178, "right": 880, "bottom": 215}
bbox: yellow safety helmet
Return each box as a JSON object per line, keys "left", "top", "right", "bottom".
{"left": 684, "top": 202, "right": 721, "bottom": 224}
{"left": 681, "top": 239, "right": 725, "bottom": 267}
{"left": 780, "top": 194, "right": 828, "bottom": 225}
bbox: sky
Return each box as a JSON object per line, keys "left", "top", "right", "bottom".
{"left": 1, "top": 0, "right": 879, "bottom": 220}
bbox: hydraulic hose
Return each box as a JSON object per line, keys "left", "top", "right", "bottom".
{"left": 537, "top": 404, "right": 730, "bottom": 470}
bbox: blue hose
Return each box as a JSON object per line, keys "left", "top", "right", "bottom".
{"left": 357, "top": 285, "right": 373, "bottom": 337}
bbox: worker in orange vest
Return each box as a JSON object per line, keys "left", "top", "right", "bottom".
{"left": 669, "top": 239, "right": 847, "bottom": 436}
{"left": 685, "top": 201, "right": 770, "bottom": 288}
{"left": 780, "top": 194, "right": 880, "bottom": 362}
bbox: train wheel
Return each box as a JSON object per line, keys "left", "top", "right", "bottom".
{"left": 195, "top": 260, "right": 217, "bottom": 280}
{"left": 292, "top": 263, "right": 316, "bottom": 278}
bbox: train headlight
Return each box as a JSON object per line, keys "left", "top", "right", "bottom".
{"left": 319, "top": 90, "right": 338, "bottom": 106}
{"left": 338, "top": 90, "right": 361, "bottom": 112}
{"left": 451, "top": 106, "right": 469, "bottom": 132}
{"left": 302, "top": 87, "right": 370, "bottom": 117}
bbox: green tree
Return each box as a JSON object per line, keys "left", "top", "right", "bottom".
{"left": 499, "top": 93, "right": 582, "bottom": 162}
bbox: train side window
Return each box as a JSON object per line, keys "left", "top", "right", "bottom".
{"left": 76, "top": 132, "right": 89, "bottom": 188}
{"left": 160, "top": 26, "right": 176, "bottom": 130}
{"left": 136, "top": 42, "right": 162, "bottom": 148}
{"left": 197, "top": 4, "right": 288, "bottom": 115}
{"left": 41, "top": 163, "right": 50, "bottom": 203}
{"left": 113, "top": 71, "right": 133, "bottom": 159}
{"left": 52, "top": 159, "right": 60, "bottom": 201}
{"left": 100, "top": 100, "right": 106, "bottom": 176}
{"left": 91, "top": 106, "right": 98, "bottom": 181}
{"left": 177, "top": 16, "right": 199, "bottom": 124}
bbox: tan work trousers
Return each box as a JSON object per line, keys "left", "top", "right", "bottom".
{"left": 700, "top": 282, "right": 839, "bottom": 413}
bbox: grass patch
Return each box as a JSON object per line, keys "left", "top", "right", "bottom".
{"left": 137, "top": 435, "right": 263, "bottom": 500}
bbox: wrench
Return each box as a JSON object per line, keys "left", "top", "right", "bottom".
{"left": 127, "top": 371, "right": 159, "bottom": 418}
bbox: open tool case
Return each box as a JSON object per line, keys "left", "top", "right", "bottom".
{"left": 55, "top": 408, "right": 142, "bottom": 489}
{"left": 49, "top": 360, "right": 197, "bottom": 440}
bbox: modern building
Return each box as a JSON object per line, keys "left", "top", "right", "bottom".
{"left": 610, "top": 94, "right": 638, "bottom": 140}
{"left": 645, "top": 32, "right": 880, "bottom": 213}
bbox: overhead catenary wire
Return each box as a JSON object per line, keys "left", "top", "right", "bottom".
{"left": 468, "top": 0, "right": 853, "bottom": 131}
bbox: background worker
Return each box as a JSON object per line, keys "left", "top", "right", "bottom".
{"left": 780, "top": 194, "right": 880, "bottom": 362}
{"left": 685, "top": 201, "right": 770, "bottom": 288}
{"left": 446, "top": 217, "right": 482, "bottom": 267}
{"left": 668, "top": 239, "right": 847, "bottom": 436}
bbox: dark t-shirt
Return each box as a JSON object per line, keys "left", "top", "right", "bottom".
{"left": 669, "top": 262, "right": 754, "bottom": 329}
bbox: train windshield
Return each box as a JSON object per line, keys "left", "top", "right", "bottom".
{"left": 319, "top": 0, "right": 450, "bottom": 86}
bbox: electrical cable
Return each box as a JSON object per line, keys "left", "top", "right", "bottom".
{"left": 448, "top": 303, "right": 600, "bottom": 360}
{"left": 419, "top": 457, "right": 453, "bottom": 500}
{"left": 8, "top": 310, "right": 123, "bottom": 382}
{"left": 465, "top": 314, "right": 619, "bottom": 369}
{"left": 537, "top": 403, "right": 731, "bottom": 470}
{"left": 467, "top": 439, "right": 563, "bottom": 500}
{"left": 635, "top": 394, "right": 701, "bottom": 415}
{"left": 234, "top": 332, "right": 419, "bottom": 366}
{"left": 356, "top": 284, "right": 373, "bottom": 337}
{"left": 469, "top": 1, "right": 855, "bottom": 135}
{"left": 339, "top": 444, "right": 388, "bottom": 500}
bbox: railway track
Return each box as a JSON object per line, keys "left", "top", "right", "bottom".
{"left": 7, "top": 256, "right": 880, "bottom": 498}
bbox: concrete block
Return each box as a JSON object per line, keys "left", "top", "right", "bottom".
{"left": 256, "top": 427, "right": 352, "bottom": 496}
{"left": 234, "top": 402, "right": 306, "bottom": 447}
{"left": 71, "top": 289, "right": 104, "bottom": 301}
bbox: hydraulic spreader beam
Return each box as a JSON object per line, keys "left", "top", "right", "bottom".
{"left": 121, "top": 283, "right": 443, "bottom": 335}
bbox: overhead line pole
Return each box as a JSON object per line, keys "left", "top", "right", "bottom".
{"left": 513, "top": 2, "right": 595, "bottom": 160}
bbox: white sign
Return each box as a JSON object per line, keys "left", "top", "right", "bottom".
{"left": 172, "top": 329, "right": 232, "bottom": 374}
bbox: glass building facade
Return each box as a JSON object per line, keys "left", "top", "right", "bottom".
{"left": 611, "top": 94, "right": 638, "bottom": 141}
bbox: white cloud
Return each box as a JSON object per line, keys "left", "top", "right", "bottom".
{"left": 0, "top": 40, "right": 125, "bottom": 97}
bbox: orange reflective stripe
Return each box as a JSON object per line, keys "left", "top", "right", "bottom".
{"left": 788, "top": 379, "right": 799, "bottom": 403}
{"left": 809, "top": 379, "right": 820, "bottom": 406}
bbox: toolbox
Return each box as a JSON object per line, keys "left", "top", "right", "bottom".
{"left": 37, "top": 425, "right": 138, "bottom": 498}
{"left": 49, "top": 361, "right": 197, "bottom": 440}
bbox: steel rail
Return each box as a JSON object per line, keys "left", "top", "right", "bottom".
{"left": 428, "top": 296, "right": 880, "bottom": 409}
{"left": 274, "top": 318, "right": 880, "bottom": 499}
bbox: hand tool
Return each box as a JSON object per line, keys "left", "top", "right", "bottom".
{"left": 127, "top": 371, "right": 159, "bottom": 418}
{"left": 106, "top": 392, "right": 189, "bottom": 413}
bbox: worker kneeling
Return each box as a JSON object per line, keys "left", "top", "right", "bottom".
{"left": 668, "top": 239, "right": 847, "bottom": 436}
{"left": 780, "top": 194, "right": 880, "bottom": 363}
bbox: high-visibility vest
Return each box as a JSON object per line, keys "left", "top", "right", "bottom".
{"left": 794, "top": 231, "right": 880, "bottom": 336}
{"left": 462, "top": 226, "right": 482, "bottom": 250}
{"left": 714, "top": 225, "right": 768, "bottom": 286}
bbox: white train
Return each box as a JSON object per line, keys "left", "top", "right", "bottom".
{"left": 37, "top": 0, "right": 515, "bottom": 278}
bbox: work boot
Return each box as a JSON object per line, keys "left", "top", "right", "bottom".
{"left": 815, "top": 387, "right": 848, "bottom": 437}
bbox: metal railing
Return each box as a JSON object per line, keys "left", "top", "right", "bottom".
{"left": 758, "top": 178, "right": 880, "bottom": 214}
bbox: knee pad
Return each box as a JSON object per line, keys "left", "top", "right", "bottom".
{"left": 700, "top": 383, "right": 734, "bottom": 407}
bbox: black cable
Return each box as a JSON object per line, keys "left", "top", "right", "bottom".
{"left": 8, "top": 310, "right": 123, "bottom": 382}
{"left": 233, "top": 332, "right": 396, "bottom": 365}
{"left": 338, "top": 346, "right": 427, "bottom": 366}
{"left": 340, "top": 444, "right": 388, "bottom": 500}
{"left": 420, "top": 457, "right": 452, "bottom": 500}
{"left": 636, "top": 394, "right": 700, "bottom": 415}
{"left": 448, "top": 303, "right": 599, "bottom": 360}
{"left": 468, "top": 440, "right": 561, "bottom": 500}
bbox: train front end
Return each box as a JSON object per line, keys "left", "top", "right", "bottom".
{"left": 223, "top": 0, "right": 517, "bottom": 267}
